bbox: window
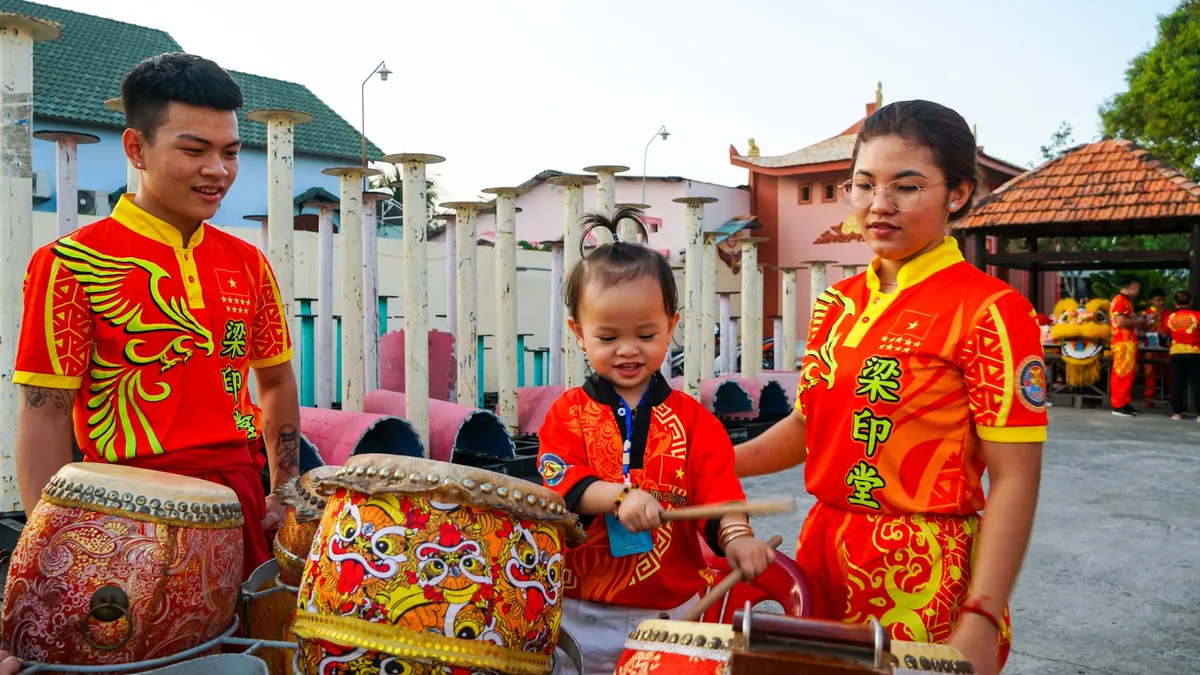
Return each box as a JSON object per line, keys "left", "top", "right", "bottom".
{"left": 797, "top": 184, "right": 812, "bottom": 204}
{"left": 823, "top": 183, "right": 837, "bottom": 203}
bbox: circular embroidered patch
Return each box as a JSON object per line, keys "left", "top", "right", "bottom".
{"left": 1017, "top": 355, "right": 1047, "bottom": 411}
{"left": 538, "top": 453, "right": 567, "bottom": 487}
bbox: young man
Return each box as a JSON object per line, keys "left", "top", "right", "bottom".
{"left": 1141, "top": 288, "right": 1168, "bottom": 406}
{"left": 1166, "top": 291, "right": 1200, "bottom": 421}
{"left": 12, "top": 53, "right": 300, "bottom": 579}
{"left": 1109, "top": 277, "right": 1148, "bottom": 417}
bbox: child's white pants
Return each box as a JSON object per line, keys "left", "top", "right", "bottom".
{"left": 550, "top": 593, "right": 700, "bottom": 675}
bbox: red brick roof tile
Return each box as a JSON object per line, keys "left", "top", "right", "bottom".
{"left": 814, "top": 221, "right": 864, "bottom": 244}
{"left": 956, "top": 139, "right": 1200, "bottom": 231}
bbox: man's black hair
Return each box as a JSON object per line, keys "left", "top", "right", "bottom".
{"left": 121, "top": 52, "right": 243, "bottom": 143}
{"left": 1120, "top": 276, "right": 1141, "bottom": 288}
{"left": 1148, "top": 288, "right": 1166, "bottom": 299}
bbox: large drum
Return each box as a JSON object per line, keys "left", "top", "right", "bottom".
{"left": 290, "top": 454, "right": 585, "bottom": 675}
{"left": 616, "top": 620, "right": 733, "bottom": 675}
{"left": 1, "top": 463, "right": 244, "bottom": 667}
{"left": 274, "top": 466, "right": 339, "bottom": 586}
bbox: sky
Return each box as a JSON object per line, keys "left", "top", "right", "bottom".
{"left": 36, "top": 0, "right": 1184, "bottom": 203}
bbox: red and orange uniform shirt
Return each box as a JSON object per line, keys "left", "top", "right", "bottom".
{"left": 1109, "top": 294, "right": 1137, "bottom": 344}
{"left": 538, "top": 374, "right": 745, "bottom": 610}
{"left": 1167, "top": 309, "right": 1200, "bottom": 355}
{"left": 796, "top": 237, "right": 1049, "bottom": 516}
{"left": 15, "top": 195, "right": 293, "bottom": 464}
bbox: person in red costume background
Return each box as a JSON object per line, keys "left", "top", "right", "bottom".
{"left": 1165, "top": 291, "right": 1200, "bottom": 420}
{"left": 1140, "top": 288, "right": 1167, "bottom": 407}
{"left": 1109, "top": 278, "right": 1149, "bottom": 417}
{"left": 12, "top": 53, "right": 300, "bottom": 580}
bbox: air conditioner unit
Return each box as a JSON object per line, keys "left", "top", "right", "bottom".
{"left": 32, "top": 171, "right": 50, "bottom": 200}
{"left": 78, "top": 190, "right": 111, "bottom": 217}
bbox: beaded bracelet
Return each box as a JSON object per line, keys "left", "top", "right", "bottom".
{"left": 612, "top": 486, "right": 633, "bottom": 517}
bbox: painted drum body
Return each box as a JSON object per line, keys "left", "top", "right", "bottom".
{"left": 1, "top": 463, "right": 244, "bottom": 667}
{"left": 291, "top": 454, "right": 585, "bottom": 675}
{"left": 616, "top": 619, "right": 733, "bottom": 675}
{"left": 274, "top": 466, "right": 339, "bottom": 586}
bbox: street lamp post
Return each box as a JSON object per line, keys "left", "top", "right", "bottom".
{"left": 360, "top": 60, "right": 392, "bottom": 183}
{"left": 641, "top": 125, "right": 670, "bottom": 206}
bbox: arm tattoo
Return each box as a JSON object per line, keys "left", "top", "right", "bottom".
{"left": 22, "top": 386, "right": 75, "bottom": 415}
{"left": 275, "top": 423, "right": 300, "bottom": 473}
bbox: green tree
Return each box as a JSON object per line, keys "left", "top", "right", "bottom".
{"left": 369, "top": 163, "right": 443, "bottom": 228}
{"left": 1034, "top": 121, "right": 1075, "bottom": 166}
{"left": 1100, "top": 0, "right": 1200, "bottom": 181}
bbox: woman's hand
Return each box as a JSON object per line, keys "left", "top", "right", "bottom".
{"left": 618, "top": 488, "right": 663, "bottom": 533}
{"left": 723, "top": 536, "right": 776, "bottom": 581}
{"left": 947, "top": 614, "right": 1001, "bottom": 675}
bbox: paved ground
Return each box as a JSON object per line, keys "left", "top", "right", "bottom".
{"left": 739, "top": 406, "right": 1200, "bottom": 675}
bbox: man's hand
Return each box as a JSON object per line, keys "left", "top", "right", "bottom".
{"left": 617, "top": 488, "right": 663, "bottom": 533}
{"left": 723, "top": 536, "right": 776, "bottom": 581}
{"left": 947, "top": 614, "right": 1001, "bottom": 675}
{"left": 262, "top": 491, "right": 286, "bottom": 531}
{"left": 16, "top": 385, "right": 76, "bottom": 518}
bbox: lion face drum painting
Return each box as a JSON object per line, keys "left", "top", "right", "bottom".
{"left": 616, "top": 620, "right": 733, "bottom": 675}
{"left": 291, "top": 454, "right": 585, "bottom": 675}
{"left": 275, "top": 467, "right": 339, "bottom": 586}
{"left": 1, "top": 463, "right": 244, "bottom": 667}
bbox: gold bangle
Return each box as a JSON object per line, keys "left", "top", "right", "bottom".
{"left": 718, "top": 523, "right": 754, "bottom": 549}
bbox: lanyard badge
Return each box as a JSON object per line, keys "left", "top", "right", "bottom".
{"left": 607, "top": 396, "right": 654, "bottom": 558}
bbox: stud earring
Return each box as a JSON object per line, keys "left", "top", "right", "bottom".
{"left": 950, "top": 202, "right": 958, "bottom": 211}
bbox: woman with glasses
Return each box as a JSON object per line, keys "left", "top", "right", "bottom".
{"left": 734, "top": 100, "right": 1046, "bottom": 675}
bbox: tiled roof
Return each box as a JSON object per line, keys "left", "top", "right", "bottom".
{"left": 814, "top": 221, "right": 864, "bottom": 244}
{"left": 732, "top": 135, "right": 857, "bottom": 170}
{"left": 4, "top": 0, "right": 382, "bottom": 161}
{"left": 956, "top": 138, "right": 1200, "bottom": 230}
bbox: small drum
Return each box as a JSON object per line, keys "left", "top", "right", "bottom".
{"left": 290, "top": 454, "right": 586, "bottom": 675}
{"left": 1, "top": 463, "right": 244, "bottom": 667}
{"left": 273, "top": 466, "right": 339, "bottom": 586}
{"left": 241, "top": 559, "right": 300, "bottom": 675}
{"left": 616, "top": 620, "right": 733, "bottom": 675}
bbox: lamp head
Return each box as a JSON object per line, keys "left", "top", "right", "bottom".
{"left": 377, "top": 63, "right": 392, "bottom": 81}
{"left": 660, "top": 128, "right": 671, "bottom": 141}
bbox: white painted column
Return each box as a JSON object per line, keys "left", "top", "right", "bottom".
{"left": 323, "top": 166, "right": 378, "bottom": 411}
{"left": 443, "top": 216, "right": 457, "bottom": 349}
{"left": 584, "top": 164, "right": 627, "bottom": 245}
{"left": 756, "top": 263, "right": 769, "bottom": 377}
{"left": 719, "top": 293, "right": 734, "bottom": 374}
{"left": 547, "top": 175, "right": 598, "bottom": 388}
{"left": 1, "top": 15, "right": 59, "bottom": 513}
{"left": 441, "top": 201, "right": 486, "bottom": 409}
{"left": 615, "top": 202, "right": 650, "bottom": 243}
{"left": 701, "top": 232, "right": 718, "bottom": 379}
{"left": 780, "top": 267, "right": 800, "bottom": 371}
{"left": 548, "top": 242, "right": 564, "bottom": 385}
{"left": 738, "top": 238, "right": 767, "bottom": 379}
{"left": 362, "top": 190, "right": 386, "bottom": 394}
{"left": 482, "top": 186, "right": 530, "bottom": 434}
{"left": 841, "top": 264, "right": 861, "bottom": 280}
{"left": 34, "top": 131, "right": 98, "bottom": 237}
{"left": 247, "top": 110, "right": 313, "bottom": 379}
{"left": 316, "top": 205, "right": 335, "bottom": 409}
{"left": 674, "top": 197, "right": 716, "bottom": 401}
{"left": 803, "top": 260, "right": 835, "bottom": 325}
{"left": 384, "top": 154, "right": 446, "bottom": 449}
{"left": 104, "top": 97, "right": 140, "bottom": 194}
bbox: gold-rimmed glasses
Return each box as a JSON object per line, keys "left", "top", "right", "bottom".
{"left": 840, "top": 179, "right": 947, "bottom": 211}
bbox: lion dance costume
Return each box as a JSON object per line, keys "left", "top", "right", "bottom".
{"left": 1049, "top": 298, "right": 1112, "bottom": 388}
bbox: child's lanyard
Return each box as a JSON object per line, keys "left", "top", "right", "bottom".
{"left": 617, "top": 377, "right": 655, "bottom": 487}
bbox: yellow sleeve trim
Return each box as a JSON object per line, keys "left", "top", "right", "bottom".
{"left": 13, "top": 371, "right": 82, "bottom": 390}
{"left": 977, "top": 425, "right": 1047, "bottom": 444}
{"left": 250, "top": 348, "right": 293, "bottom": 370}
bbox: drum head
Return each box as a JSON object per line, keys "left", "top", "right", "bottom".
{"left": 53, "top": 462, "right": 239, "bottom": 503}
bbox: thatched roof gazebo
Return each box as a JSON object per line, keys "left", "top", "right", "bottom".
{"left": 953, "top": 138, "right": 1200, "bottom": 303}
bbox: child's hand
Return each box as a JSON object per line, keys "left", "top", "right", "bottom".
{"left": 724, "top": 536, "right": 776, "bottom": 581}
{"left": 618, "top": 488, "right": 663, "bottom": 533}
{"left": 0, "top": 649, "right": 18, "bottom": 675}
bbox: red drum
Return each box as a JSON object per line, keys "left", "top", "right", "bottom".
{"left": 1, "top": 463, "right": 244, "bottom": 667}
{"left": 616, "top": 620, "right": 733, "bottom": 675}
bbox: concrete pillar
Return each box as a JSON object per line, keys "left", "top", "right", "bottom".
{"left": 674, "top": 196, "right": 717, "bottom": 400}
{"left": 583, "top": 164, "right": 628, "bottom": 245}
{"left": 322, "top": 166, "right": 379, "bottom": 412}
{"left": 1, "top": 14, "right": 59, "bottom": 512}
{"left": 719, "top": 292, "right": 735, "bottom": 374}
{"left": 548, "top": 242, "right": 564, "bottom": 385}
{"left": 361, "top": 189, "right": 389, "bottom": 395}
{"left": 547, "top": 175, "right": 599, "bottom": 388}
{"left": 103, "top": 97, "right": 139, "bottom": 194}
{"left": 615, "top": 202, "right": 650, "bottom": 243}
{"left": 802, "top": 260, "right": 837, "bottom": 326}
{"left": 382, "top": 154, "right": 447, "bottom": 450}
{"left": 315, "top": 204, "right": 336, "bottom": 409}
{"left": 441, "top": 215, "right": 457, "bottom": 354}
{"left": 440, "top": 201, "right": 488, "bottom": 409}
{"left": 242, "top": 214, "right": 268, "bottom": 253}
{"left": 33, "top": 130, "right": 99, "bottom": 237}
{"left": 840, "top": 263, "right": 861, "bottom": 281}
{"left": 247, "top": 109, "right": 314, "bottom": 380}
{"left": 738, "top": 238, "right": 769, "bottom": 379}
{"left": 701, "top": 232, "right": 719, "bottom": 379}
{"left": 778, "top": 267, "right": 800, "bottom": 371}
{"left": 481, "top": 186, "right": 530, "bottom": 434}
{"left": 756, "top": 262, "right": 772, "bottom": 376}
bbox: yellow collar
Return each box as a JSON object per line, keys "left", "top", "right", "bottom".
{"left": 866, "top": 236, "right": 964, "bottom": 292}
{"left": 112, "top": 194, "right": 206, "bottom": 249}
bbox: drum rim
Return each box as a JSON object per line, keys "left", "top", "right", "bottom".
{"left": 53, "top": 462, "right": 241, "bottom": 500}
{"left": 43, "top": 464, "right": 245, "bottom": 529}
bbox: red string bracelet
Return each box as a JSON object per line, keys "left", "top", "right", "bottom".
{"left": 961, "top": 596, "right": 1003, "bottom": 634}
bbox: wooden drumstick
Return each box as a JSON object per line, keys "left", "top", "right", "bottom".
{"left": 659, "top": 498, "right": 796, "bottom": 523}
{"left": 680, "top": 534, "right": 784, "bottom": 622}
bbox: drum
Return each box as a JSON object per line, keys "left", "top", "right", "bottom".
{"left": 290, "top": 454, "right": 586, "bottom": 675}
{"left": 616, "top": 619, "right": 733, "bottom": 675}
{"left": 1, "top": 463, "right": 244, "bottom": 667}
{"left": 273, "top": 466, "right": 339, "bottom": 586}
{"left": 241, "top": 559, "right": 300, "bottom": 675}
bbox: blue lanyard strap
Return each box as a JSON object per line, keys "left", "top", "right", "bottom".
{"left": 617, "top": 376, "right": 655, "bottom": 487}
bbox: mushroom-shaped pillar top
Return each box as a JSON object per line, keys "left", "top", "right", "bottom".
{"left": 583, "top": 165, "right": 630, "bottom": 174}
{"left": 672, "top": 196, "right": 720, "bottom": 206}
{"left": 716, "top": 290, "right": 742, "bottom": 296}
{"left": 546, "top": 175, "right": 599, "bottom": 187}
{"left": 245, "top": 109, "right": 315, "bottom": 125}
{"left": 301, "top": 200, "right": 339, "bottom": 212}
{"left": 322, "top": 166, "right": 381, "bottom": 179}
{"left": 242, "top": 214, "right": 269, "bottom": 223}
{"left": 362, "top": 189, "right": 392, "bottom": 202}
{"left": 33, "top": 130, "right": 101, "bottom": 145}
{"left": 616, "top": 203, "right": 651, "bottom": 210}
{"left": 103, "top": 98, "right": 124, "bottom": 114}
{"left": 736, "top": 236, "right": 771, "bottom": 246}
{"left": 481, "top": 187, "right": 531, "bottom": 198}
{"left": 0, "top": 13, "right": 61, "bottom": 41}
{"left": 380, "top": 153, "right": 447, "bottom": 166}
{"left": 439, "top": 201, "right": 491, "bottom": 211}
{"left": 800, "top": 259, "right": 839, "bottom": 266}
